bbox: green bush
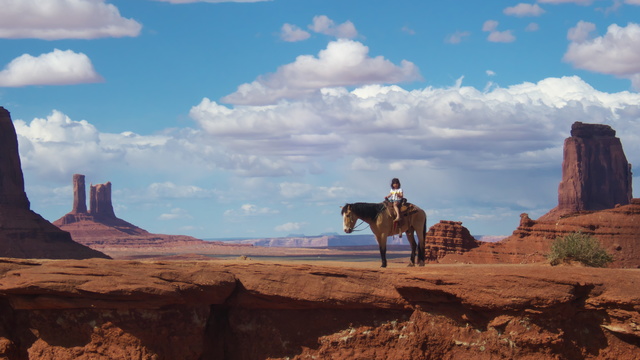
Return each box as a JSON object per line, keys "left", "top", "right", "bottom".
{"left": 547, "top": 232, "right": 614, "bottom": 267}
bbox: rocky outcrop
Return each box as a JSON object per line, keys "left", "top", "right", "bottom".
{"left": 0, "top": 107, "right": 108, "bottom": 260}
{"left": 0, "top": 258, "right": 637, "bottom": 359}
{"left": 425, "top": 220, "right": 479, "bottom": 261}
{"left": 89, "top": 181, "right": 116, "bottom": 218}
{"left": 71, "top": 174, "right": 87, "bottom": 214}
{"left": 54, "top": 174, "right": 220, "bottom": 254}
{"left": 444, "top": 121, "right": 639, "bottom": 268}
{"left": 542, "top": 121, "right": 632, "bottom": 221}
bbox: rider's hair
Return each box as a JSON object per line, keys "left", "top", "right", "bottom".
{"left": 390, "top": 178, "right": 401, "bottom": 188}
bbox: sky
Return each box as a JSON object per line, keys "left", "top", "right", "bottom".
{"left": 2, "top": 0, "right": 640, "bottom": 239}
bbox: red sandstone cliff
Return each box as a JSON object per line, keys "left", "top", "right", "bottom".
{"left": 0, "top": 107, "right": 108, "bottom": 260}
{"left": 0, "top": 258, "right": 636, "bottom": 359}
{"left": 444, "top": 121, "right": 639, "bottom": 268}
{"left": 542, "top": 121, "right": 632, "bottom": 221}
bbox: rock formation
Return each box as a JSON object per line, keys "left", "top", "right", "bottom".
{"left": 443, "top": 121, "right": 639, "bottom": 268}
{"left": 542, "top": 121, "right": 632, "bottom": 221}
{"left": 0, "top": 107, "right": 109, "bottom": 260}
{"left": 54, "top": 174, "right": 220, "bottom": 254}
{"left": 425, "top": 220, "right": 479, "bottom": 261}
{"left": 0, "top": 259, "right": 637, "bottom": 359}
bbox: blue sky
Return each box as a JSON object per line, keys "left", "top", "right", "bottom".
{"left": 2, "top": 0, "right": 640, "bottom": 239}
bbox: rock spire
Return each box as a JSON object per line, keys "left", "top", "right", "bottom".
{"left": 0, "top": 107, "right": 109, "bottom": 259}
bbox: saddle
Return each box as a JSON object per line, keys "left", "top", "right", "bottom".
{"left": 383, "top": 198, "right": 411, "bottom": 221}
{"left": 384, "top": 199, "right": 411, "bottom": 238}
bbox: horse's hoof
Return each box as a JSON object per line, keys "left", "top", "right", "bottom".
{"left": 381, "top": 264, "right": 387, "bottom": 268}
{"left": 407, "top": 263, "right": 415, "bottom": 267}
{"left": 418, "top": 262, "right": 425, "bottom": 267}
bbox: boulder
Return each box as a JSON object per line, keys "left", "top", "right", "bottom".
{"left": 425, "top": 220, "right": 479, "bottom": 261}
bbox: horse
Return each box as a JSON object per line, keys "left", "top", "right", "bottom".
{"left": 341, "top": 201, "right": 427, "bottom": 268}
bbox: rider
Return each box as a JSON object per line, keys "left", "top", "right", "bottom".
{"left": 385, "top": 178, "right": 403, "bottom": 222}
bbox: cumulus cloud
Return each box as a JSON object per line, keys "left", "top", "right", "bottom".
{"left": 158, "top": 208, "right": 192, "bottom": 221}
{"left": 0, "top": 49, "right": 103, "bottom": 87}
{"left": 280, "top": 23, "right": 310, "bottom": 42}
{"left": 275, "top": 222, "right": 306, "bottom": 232}
{"left": 221, "top": 39, "right": 422, "bottom": 105}
{"left": 308, "top": 15, "right": 357, "bottom": 39}
{"left": 564, "top": 22, "right": 640, "bottom": 89}
{"left": 503, "top": 3, "right": 546, "bottom": 17}
{"left": 147, "top": 182, "right": 215, "bottom": 199}
{"left": 0, "top": 0, "right": 141, "bottom": 40}
{"left": 224, "top": 204, "right": 278, "bottom": 217}
{"left": 482, "top": 20, "right": 516, "bottom": 43}
{"left": 526, "top": 22, "right": 540, "bottom": 32}
{"left": 445, "top": 31, "right": 471, "bottom": 44}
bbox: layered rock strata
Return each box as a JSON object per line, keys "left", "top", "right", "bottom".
{"left": 425, "top": 220, "right": 480, "bottom": 261}
{"left": 0, "top": 259, "right": 637, "bottom": 359}
{"left": 54, "top": 174, "right": 219, "bottom": 253}
{"left": 0, "top": 107, "right": 108, "bottom": 260}
{"left": 543, "top": 121, "right": 632, "bottom": 221}
{"left": 445, "top": 121, "right": 638, "bottom": 268}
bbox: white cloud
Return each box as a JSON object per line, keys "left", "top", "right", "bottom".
{"left": 159, "top": 208, "right": 192, "bottom": 221}
{"left": 0, "top": 0, "right": 141, "bottom": 40}
{"left": 308, "top": 15, "right": 357, "bottom": 39}
{"left": 0, "top": 49, "right": 103, "bottom": 87}
{"left": 526, "top": 22, "right": 540, "bottom": 32}
{"left": 482, "top": 20, "right": 516, "bottom": 43}
{"left": 564, "top": 22, "right": 640, "bottom": 89}
{"left": 626, "top": 0, "right": 640, "bottom": 4}
{"left": 275, "top": 222, "right": 306, "bottom": 232}
{"left": 503, "top": 3, "right": 546, "bottom": 17}
{"left": 221, "top": 39, "right": 422, "bottom": 105}
{"left": 280, "top": 23, "right": 310, "bottom": 42}
{"left": 567, "top": 20, "right": 596, "bottom": 42}
{"left": 147, "top": 182, "right": 214, "bottom": 199}
{"left": 445, "top": 31, "right": 471, "bottom": 44}
{"left": 224, "top": 204, "right": 278, "bottom": 217}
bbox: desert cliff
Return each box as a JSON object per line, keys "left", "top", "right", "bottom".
{"left": 0, "top": 258, "right": 637, "bottom": 359}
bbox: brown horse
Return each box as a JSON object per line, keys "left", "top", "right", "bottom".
{"left": 342, "top": 201, "right": 427, "bottom": 268}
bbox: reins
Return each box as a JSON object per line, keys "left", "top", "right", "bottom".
{"left": 349, "top": 220, "right": 370, "bottom": 232}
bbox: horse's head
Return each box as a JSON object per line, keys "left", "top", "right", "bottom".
{"left": 341, "top": 204, "right": 357, "bottom": 233}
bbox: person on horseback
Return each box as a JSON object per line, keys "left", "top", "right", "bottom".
{"left": 385, "top": 178, "right": 403, "bottom": 222}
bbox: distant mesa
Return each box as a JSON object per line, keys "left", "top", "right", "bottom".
{"left": 442, "top": 121, "right": 639, "bottom": 268}
{"left": 54, "top": 174, "right": 220, "bottom": 253}
{"left": 0, "top": 107, "right": 109, "bottom": 260}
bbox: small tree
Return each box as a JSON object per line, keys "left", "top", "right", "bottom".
{"left": 547, "top": 232, "right": 614, "bottom": 267}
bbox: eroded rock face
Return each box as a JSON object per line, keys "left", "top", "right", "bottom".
{"left": 549, "top": 121, "right": 632, "bottom": 219}
{"left": 54, "top": 174, "right": 213, "bottom": 252}
{"left": 425, "top": 220, "right": 479, "bottom": 261}
{"left": 444, "top": 121, "right": 638, "bottom": 268}
{"left": 0, "top": 259, "right": 637, "bottom": 359}
{"left": 90, "top": 181, "right": 116, "bottom": 219}
{"left": 72, "top": 174, "right": 87, "bottom": 214}
{"left": 0, "top": 107, "right": 109, "bottom": 260}
{"left": 0, "top": 107, "right": 30, "bottom": 209}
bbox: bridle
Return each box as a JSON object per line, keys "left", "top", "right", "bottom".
{"left": 343, "top": 208, "right": 370, "bottom": 232}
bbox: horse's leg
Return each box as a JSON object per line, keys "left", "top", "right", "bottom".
{"left": 377, "top": 233, "right": 388, "bottom": 268}
{"left": 406, "top": 230, "right": 417, "bottom": 267}
{"left": 418, "top": 216, "right": 426, "bottom": 267}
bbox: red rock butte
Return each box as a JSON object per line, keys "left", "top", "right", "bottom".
{"left": 0, "top": 107, "right": 108, "bottom": 260}
{"left": 53, "top": 174, "right": 220, "bottom": 253}
{"left": 443, "top": 121, "right": 639, "bottom": 268}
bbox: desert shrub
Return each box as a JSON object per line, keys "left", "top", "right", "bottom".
{"left": 547, "top": 232, "right": 614, "bottom": 267}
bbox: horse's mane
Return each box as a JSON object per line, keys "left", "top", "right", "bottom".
{"left": 343, "top": 202, "right": 385, "bottom": 221}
